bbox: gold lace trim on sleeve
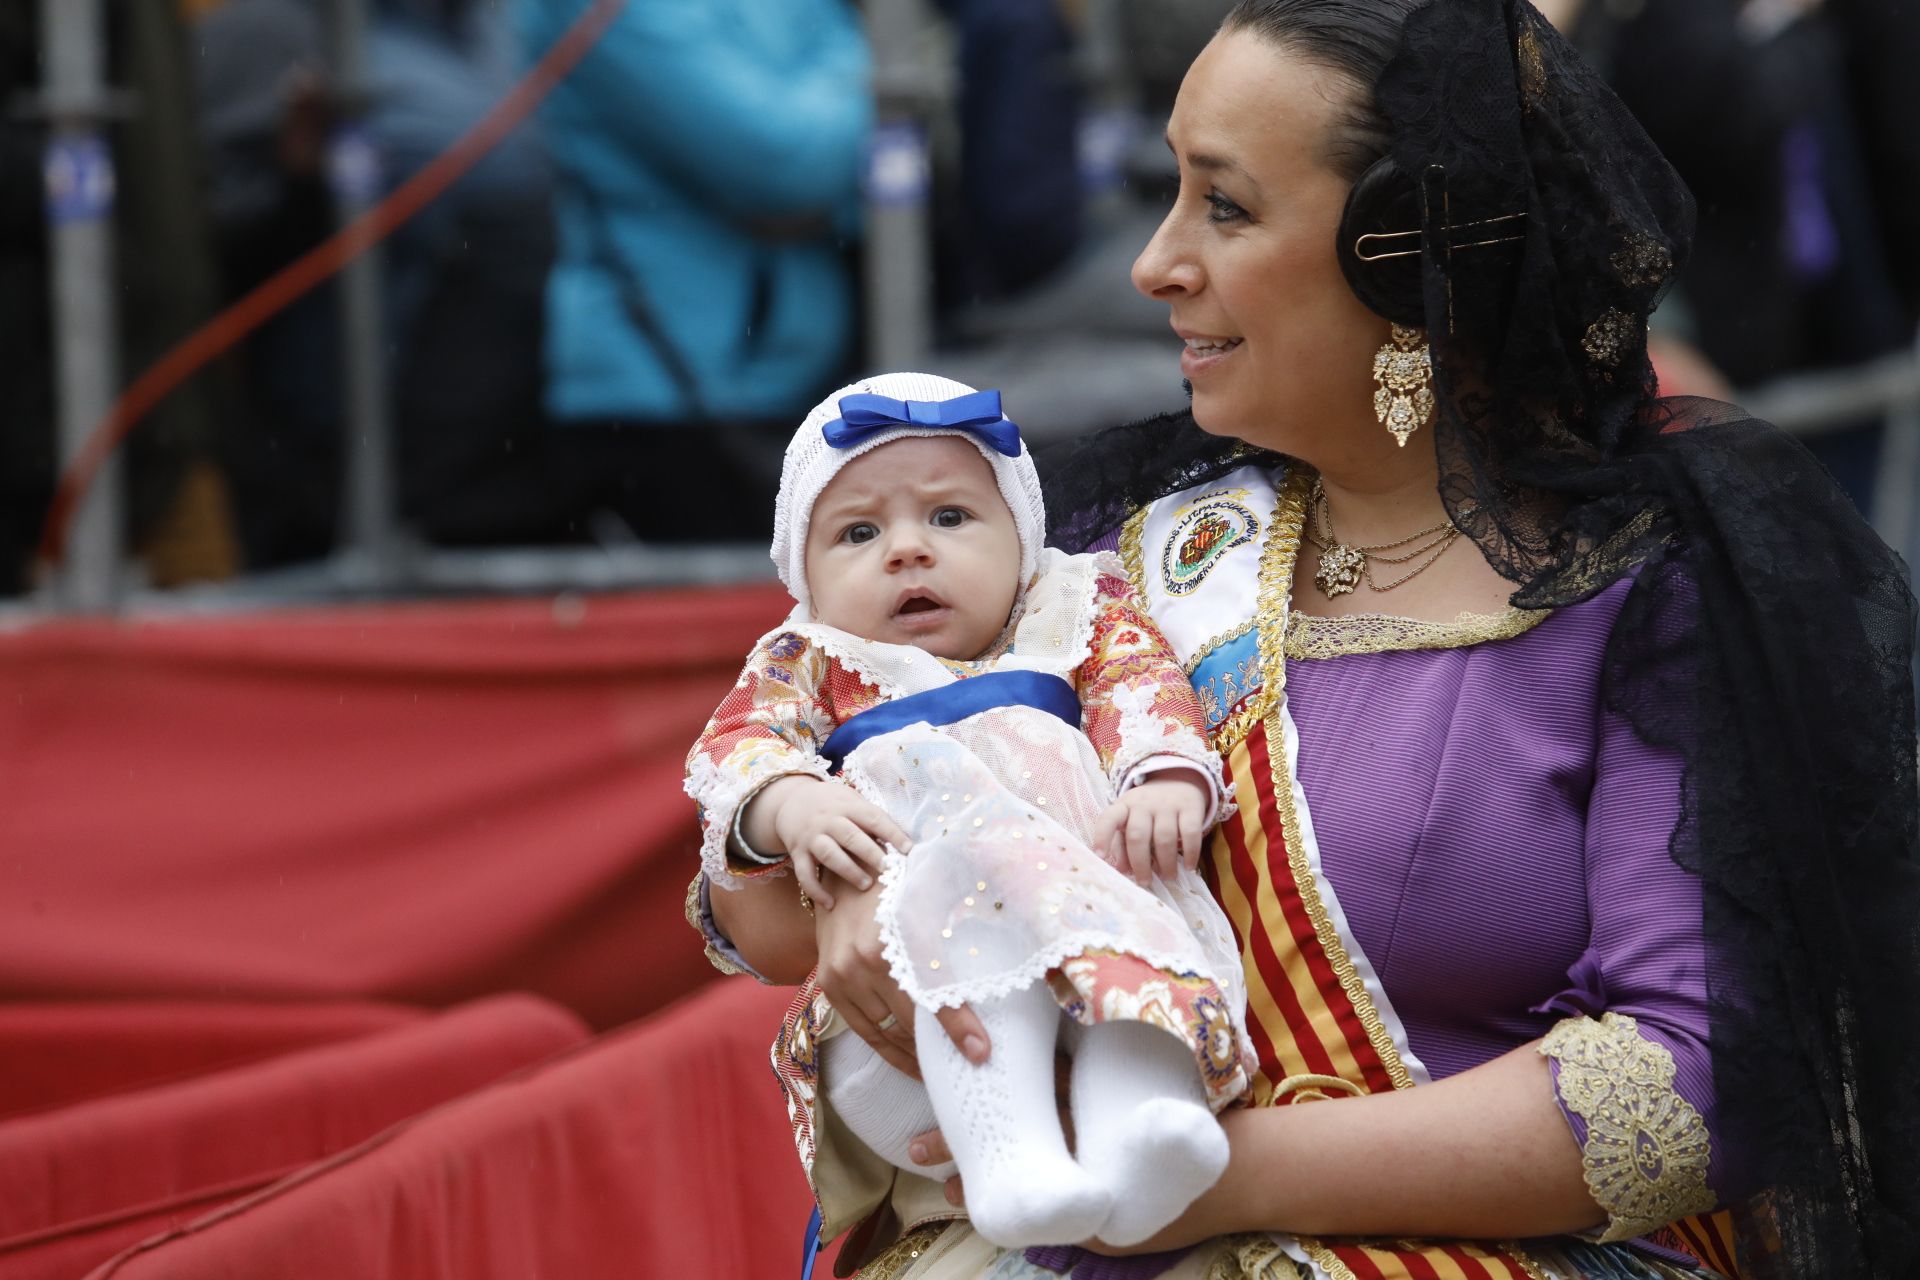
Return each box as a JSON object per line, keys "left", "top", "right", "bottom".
{"left": 684, "top": 872, "right": 745, "bottom": 977}
{"left": 1282, "top": 606, "right": 1548, "bottom": 660}
{"left": 1119, "top": 503, "right": 1150, "bottom": 595}
{"left": 1539, "top": 1012, "right": 1716, "bottom": 1243}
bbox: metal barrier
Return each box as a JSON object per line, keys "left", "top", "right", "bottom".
{"left": 35, "top": 0, "right": 123, "bottom": 612}
{"left": 1741, "top": 341, "right": 1920, "bottom": 555}
{"left": 21, "top": 0, "right": 1920, "bottom": 620}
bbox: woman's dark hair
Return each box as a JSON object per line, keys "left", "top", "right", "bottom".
{"left": 1221, "top": 0, "right": 1511, "bottom": 328}
{"left": 1220, "top": 0, "right": 1418, "bottom": 182}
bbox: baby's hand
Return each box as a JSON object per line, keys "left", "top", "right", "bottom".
{"left": 1093, "top": 771, "right": 1212, "bottom": 885}
{"left": 760, "top": 776, "right": 914, "bottom": 910}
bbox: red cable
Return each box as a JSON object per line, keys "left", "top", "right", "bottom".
{"left": 38, "top": 0, "right": 628, "bottom": 568}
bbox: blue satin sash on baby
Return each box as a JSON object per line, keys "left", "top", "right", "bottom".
{"left": 819, "top": 670, "right": 1081, "bottom": 773}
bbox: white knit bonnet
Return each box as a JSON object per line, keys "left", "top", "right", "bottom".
{"left": 771, "top": 371, "right": 1048, "bottom": 619}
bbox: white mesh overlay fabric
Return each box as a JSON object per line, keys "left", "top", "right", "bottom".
{"left": 847, "top": 711, "right": 1244, "bottom": 1027}
{"left": 770, "top": 371, "right": 1048, "bottom": 619}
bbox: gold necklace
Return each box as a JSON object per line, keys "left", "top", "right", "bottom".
{"left": 1303, "top": 478, "right": 1460, "bottom": 598}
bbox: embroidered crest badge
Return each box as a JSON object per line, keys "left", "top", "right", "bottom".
{"left": 1161, "top": 496, "right": 1260, "bottom": 596}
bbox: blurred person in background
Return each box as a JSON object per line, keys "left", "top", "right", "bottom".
{"left": 514, "top": 0, "right": 871, "bottom": 545}
{"left": 2, "top": 0, "right": 240, "bottom": 597}
{"left": 1555, "top": 0, "right": 1912, "bottom": 513}
{"left": 931, "top": 0, "right": 1085, "bottom": 311}
{"left": 365, "top": 0, "right": 557, "bottom": 547}
{"left": 193, "top": 0, "right": 344, "bottom": 569}
{"left": 195, "top": 0, "right": 558, "bottom": 564}
{"left": 1832, "top": 0, "right": 1920, "bottom": 324}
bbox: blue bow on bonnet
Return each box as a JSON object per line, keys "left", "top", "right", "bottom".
{"left": 820, "top": 388, "right": 1023, "bottom": 458}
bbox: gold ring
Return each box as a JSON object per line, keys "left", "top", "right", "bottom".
{"left": 876, "top": 1013, "right": 900, "bottom": 1033}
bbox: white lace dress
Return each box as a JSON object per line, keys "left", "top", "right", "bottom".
{"left": 688, "top": 550, "right": 1255, "bottom": 1122}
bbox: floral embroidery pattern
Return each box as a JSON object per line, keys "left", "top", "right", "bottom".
{"left": 772, "top": 977, "right": 831, "bottom": 1184}
{"left": 1080, "top": 597, "right": 1224, "bottom": 802}
{"left": 1050, "top": 949, "right": 1253, "bottom": 1109}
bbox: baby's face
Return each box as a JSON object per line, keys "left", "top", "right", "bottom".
{"left": 804, "top": 436, "right": 1022, "bottom": 660}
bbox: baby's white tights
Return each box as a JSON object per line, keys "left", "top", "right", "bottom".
{"left": 1070, "top": 1019, "right": 1230, "bottom": 1246}
{"left": 822, "top": 984, "right": 1226, "bottom": 1249}
{"left": 911, "top": 983, "right": 1112, "bottom": 1247}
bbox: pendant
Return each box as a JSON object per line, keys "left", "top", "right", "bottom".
{"left": 1314, "top": 543, "right": 1365, "bottom": 597}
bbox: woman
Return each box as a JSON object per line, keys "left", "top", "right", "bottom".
{"left": 692, "top": 2, "right": 1920, "bottom": 1276}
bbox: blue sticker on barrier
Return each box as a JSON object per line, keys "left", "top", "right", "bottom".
{"left": 866, "top": 121, "right": 929, "bottom": 207}
{"left": 328, "top": 127, "right": 383, "bottom": 205}
{"left": 45, "top": 134, "right": 116, "bottom": 225}
{"left": 1079, "top": 108, "right": 1141, "bottom": 194}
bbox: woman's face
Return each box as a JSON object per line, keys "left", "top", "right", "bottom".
{"left": 1132, "top": 31, "right": 1391, "bottom": 461}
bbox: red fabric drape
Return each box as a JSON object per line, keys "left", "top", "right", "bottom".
{"left": 0, "top": 585, "right": 789, "bottom": 1028}
{"left": 0, "top": 995, "right": 589, "bottom": 1280}
{"left": 0, "top": 1000, "right": 428, "bottom": 1120}
{"left": 84, "top": 981, "right": 827, "bottom": 1280}
{"left": 0, "top": 585, "right": 824, "bottom": 1277}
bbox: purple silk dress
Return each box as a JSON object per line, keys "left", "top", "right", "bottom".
{"left": 1283, "top": 577, "right": 1723, "bottom": 1193}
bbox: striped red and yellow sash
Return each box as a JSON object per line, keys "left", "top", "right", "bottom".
{"left": 1203, "top": 716, "right": 1738, "bottom": 1280}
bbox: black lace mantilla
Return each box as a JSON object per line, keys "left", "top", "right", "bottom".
{"left": 1042, "top": 2, "right": 1920, "bottom": 1275}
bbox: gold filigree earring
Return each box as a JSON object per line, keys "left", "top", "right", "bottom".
{"left": 1373, "top": 324, "right": 1435, "bottom": 448}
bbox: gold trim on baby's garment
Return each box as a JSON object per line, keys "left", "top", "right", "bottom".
{"left": 1282, "top": 606, "right": 1549, "bottom": 661}
{"left": 1539, "top": 1012, "right": 1717, "bottom": 1243}
{"left": 683, "top": 873, "right": 745, "bottom": 977}
{"left": 857, "top": 1222, "right": 953, "bottom": 1279}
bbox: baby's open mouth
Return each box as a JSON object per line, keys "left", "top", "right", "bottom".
{"left": 892, "top": 588, "right": 950, "bottom": 621}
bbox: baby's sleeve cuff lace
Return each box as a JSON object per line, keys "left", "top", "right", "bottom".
{"left": 686, "top": 750, "right": 833, "bottom": 889}
{"left": 1119, "top": 752, "right": 1234, "bottom": 829}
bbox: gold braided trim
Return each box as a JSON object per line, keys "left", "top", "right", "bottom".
{"left": 1263, "top": 709, "right": 1415, "bottom": 1097}
{"left": 1539, "top": 1013, "right": 1716, "bottom": 1243}
{"left": 1282, "top": 606, "right": 1548, "bottom": 661}
{"left": 1208, "top": 1236, "right": 1313, "bottom": 1280}
{"left": 1119, "top": 502, "right": 1150, "bottom": 596}
{"left": 1213, "top": 469, "right": 1311, "bottom": 754}
{"left": 1296, "top": 1241, "right": 1359, "bottom": 1280}
{"left": 683, "top": 872, "right": 745, "bottom": 977}
{"left": 1509, "top": 1249, "right": 1556, "bottom": 1280}
{"left": 853, "top": 1222, "right": 951, "bottom": 1279}
{"left": 1254, "top": 476, "right": 1415, "bottom": 1093}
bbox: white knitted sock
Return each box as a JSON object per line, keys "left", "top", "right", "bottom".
{"left": 1070, "top": 1020, "right": 1229, "bottom": 1247}
{"left": 820, "top": 1030, "right": 957, "bottom": 1180}
{"left": 915, "top": 984, "right": 1112, "bottom": 1248}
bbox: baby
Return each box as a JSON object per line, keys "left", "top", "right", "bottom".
{"left": 687, "top": 372, "right": 1251, "bottom": 1249}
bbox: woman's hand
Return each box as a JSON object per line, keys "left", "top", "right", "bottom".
{"left": 815, "top": 876, "right": 919, "bottom": 1074}
{"left": 814, "top": 875, "right": 992, "bottom": 1079}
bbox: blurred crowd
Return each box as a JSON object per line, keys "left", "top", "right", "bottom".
{"left": 2, "top": 0, "right": 1917, "bottom": 598}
